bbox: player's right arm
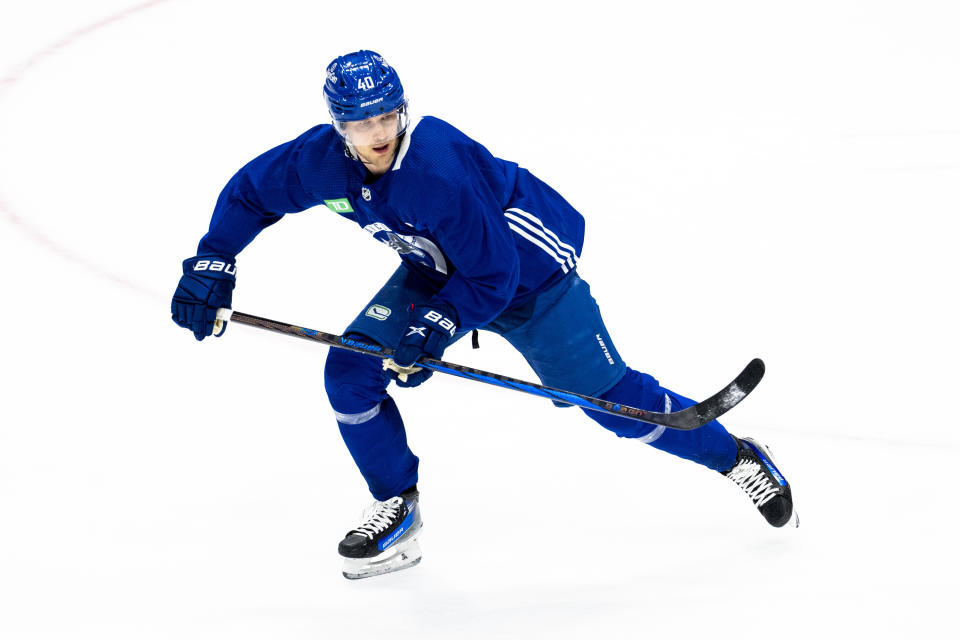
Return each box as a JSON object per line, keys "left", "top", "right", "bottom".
{"left": 171, "top": 125, "right": 340, "bottom": 341}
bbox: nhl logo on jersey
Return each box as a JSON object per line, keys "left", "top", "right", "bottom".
{"left": 362, "top": 187, "right": 372, "bottom": 201}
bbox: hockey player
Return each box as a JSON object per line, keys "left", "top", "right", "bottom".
{"left": 171, "top": 50, "right": 798, "bottom": 579}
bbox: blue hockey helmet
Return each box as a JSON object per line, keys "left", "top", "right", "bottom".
{"left": 324, "top": 50, "right": 407, "bottom": 123}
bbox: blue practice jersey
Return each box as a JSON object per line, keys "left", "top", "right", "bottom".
{"left": 197, "top": 116, "right": 586, "bottom": 330}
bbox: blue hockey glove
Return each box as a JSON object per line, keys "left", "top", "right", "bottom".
{"left": 171, "top": 254, "right": 237, "bottom": 341}
{"left": 386, "top": 304, "right": 458, "bottom": 388}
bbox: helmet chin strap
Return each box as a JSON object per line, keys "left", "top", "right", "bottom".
{"left": 346, "top": 143, "right": 379, "bottom": 168}
{"left": 343, "top": 139, "right": 360, "bottom": 161}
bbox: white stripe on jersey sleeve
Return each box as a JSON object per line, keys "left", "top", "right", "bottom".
{"left": 506, "top": 222, "right": 570, "bottom": 273}
{"left": 506, "top": 208, "right": 580, "bottom": 261}
{"left": 504, "top": 211, "right": 577, "bottom": 269}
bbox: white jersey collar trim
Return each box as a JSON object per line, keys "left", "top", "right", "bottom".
{"left": 392, "top": 116, "right": 422, "bottom": 171}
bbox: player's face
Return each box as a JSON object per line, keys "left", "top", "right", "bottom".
{"left": 340, "top": 110, "right": 403, "bottom": 175}
{"left": 341, "top": 110, "right": 401, "bottom": 147}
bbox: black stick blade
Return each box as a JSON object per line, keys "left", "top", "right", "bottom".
{"left": 655, "top": 358, "right": 766, "bottom": 430}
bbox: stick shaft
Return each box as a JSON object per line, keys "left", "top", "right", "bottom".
{"left": 219, "top": 309, "right": 762, "bottom": 430}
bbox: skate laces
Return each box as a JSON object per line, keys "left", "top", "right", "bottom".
{"left": 726, "top": 459, "right": 779, "bottom": 507}
{"left": 350, "top": 496, "right": 404, "bottom": 539}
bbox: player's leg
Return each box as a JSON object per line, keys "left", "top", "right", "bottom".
{"left": 324, "top": 348, "right": 416, "bottom": 500}
{"left": 489, "top": 271, "right": 738, "bottom": 471}
{"left": 587, "top": 368, "right": 739, "bottom": 471}
{"left": 489, "top": 271, "right": 796, "bottom": 526}
{"left": 323, "top": 264, "right": 437, "bottom": 501}
{"left": 323, "top": 265, "right": 442, "bottom": 578}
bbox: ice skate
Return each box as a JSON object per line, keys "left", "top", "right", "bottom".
{"left": 723, "top": 437, "right": 799, "bottom": 528}
{"left": 339, "top": 488, "right": 423, "bottom": 580}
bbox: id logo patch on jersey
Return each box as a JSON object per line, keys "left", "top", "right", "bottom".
{"left": 324, "top": 198, "right": 354, "bottom": 214}
{"left": 365, "top": 305, "right": 392, "bottom": 321}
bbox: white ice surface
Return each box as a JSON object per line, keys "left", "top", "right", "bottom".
{"left": 1, "top": 1, "right": 958, "bottom": 638}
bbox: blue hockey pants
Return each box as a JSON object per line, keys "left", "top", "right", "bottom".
{"left": 324, "top": 265, "right": 738, "bottom": 500}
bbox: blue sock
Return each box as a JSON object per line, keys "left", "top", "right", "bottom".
{"left": 583, "top": 367, "right": 738, "bottom": 472}
{"left": 325, "top": 342, "right": 419, "bottom": 500}
{"left": 336, "top": 396, "right": 419, "bottom": 500}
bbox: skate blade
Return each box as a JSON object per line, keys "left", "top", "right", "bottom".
{"left": 786, "top": 508, "right": 800, "bottom": 528}
{"left": 342, "top": 539, "right": 422, "bottom": 580}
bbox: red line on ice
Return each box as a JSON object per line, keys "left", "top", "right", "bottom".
{"left": 0, "top": 0, "right": 173, "bottom": 298}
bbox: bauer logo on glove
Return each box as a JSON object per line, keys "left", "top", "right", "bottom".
{"left": 171, "top": 254, "right": 237, "bottom": 341}
{"left": 192, "top": 259, "right": 236, "bottom": 274}
{"left": 385, "top": 303, "right": 459, "bottom": 388}
{"left": 422, "top": 309, "right": 455, "bottom": 336}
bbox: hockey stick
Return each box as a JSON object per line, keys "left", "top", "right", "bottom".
{"left": 215, "top": 309, "right": 764, "bottom": 430}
